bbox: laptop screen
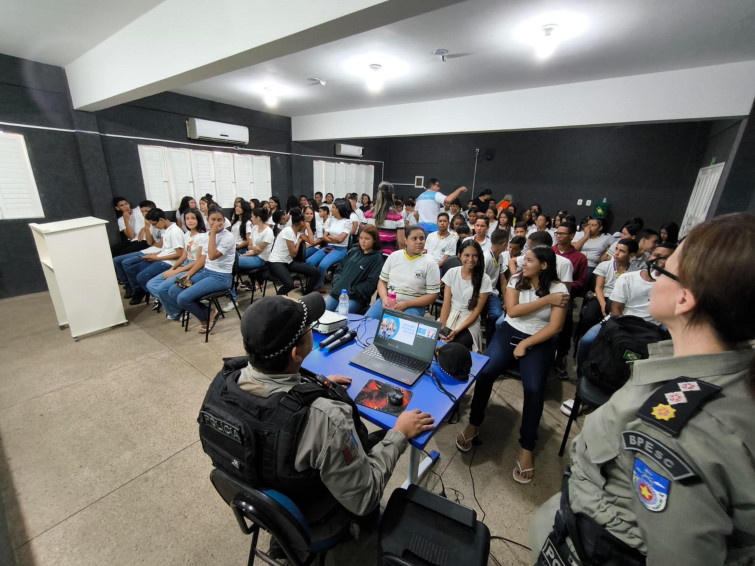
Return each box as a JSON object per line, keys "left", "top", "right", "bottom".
{"left": 373, "top": 308, "right": 441, "bottom": 362}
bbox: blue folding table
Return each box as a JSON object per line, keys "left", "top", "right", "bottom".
{"left": 302, "top": 314, "right": 489, "bottom": 485}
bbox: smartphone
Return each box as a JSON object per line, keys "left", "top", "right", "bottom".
{"left": 439, "top": 327, "right": 452, "bottom": 338}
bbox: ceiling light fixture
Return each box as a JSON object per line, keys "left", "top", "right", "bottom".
{"left": 344, "top": 52, "right": 408, "bottom": 93}
{"left": 535, "top": 24, "right": 559, "bottom": 60}
{"left": 513, "top": 11, "right": 588, "bottom": 61}
{"left": 262, "top": 87, "right": 278, "bottom": 108}
{"left": 366, "top": 63, "right": 384, "bottom": 93}
{"left": 308, "top": 77, "right": 326, "bottom": 86}
{"left": 433, "top": 48, "right": 449, "bottom": 63}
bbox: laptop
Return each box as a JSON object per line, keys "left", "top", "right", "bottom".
{"left": 350, "top": 308, "right": 442, "bottom": 386}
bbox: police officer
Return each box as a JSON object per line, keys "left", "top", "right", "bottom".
{"left": 529, "top": 212, "right": 755, "bottom": 565}
{"left": 235, "top": 293, "right": 435, "bottom": 538}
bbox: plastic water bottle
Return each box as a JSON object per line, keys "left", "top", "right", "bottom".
{"left": 337, "top": 289, "right": 349, "bottom": 316}
{"left": 386, "top": 292, "right": 397, "bottom": 309}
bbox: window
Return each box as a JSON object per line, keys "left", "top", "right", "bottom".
{"left": 137, "top": 144, "right": 272, "bottom": 210}
{"left": 0, "top": 132, "right": 44, "bottom": 219}
{"left": 313, "top": 160, "right": 374, "bottom": 199}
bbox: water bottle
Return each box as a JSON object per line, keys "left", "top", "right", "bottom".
{"left": 337, "top": 289, "right": 349, "bottom": 316}
{"left": 386, "top": 291, "right": 397, "bottom": 310}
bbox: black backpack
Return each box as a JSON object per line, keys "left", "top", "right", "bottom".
{"left": 582, "top": 316, "right": 670, "bottom": 395}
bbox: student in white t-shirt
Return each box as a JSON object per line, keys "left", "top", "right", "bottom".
{"left": 306, "top": 199, "right": 353, "bottom": 284}
{"left": 463, "top": 216, "right": 492, "bottom": 256}
{"left": 175, "top": 195, "right": 197, "bottom": 233}
{"left": 609, "top": 244, "right": 675, "bottom": 324}
{"left": 125, "top": 208, "right": 185, "bottom": 304}
{"left": 308, "top": 205, "right": 330, "bottom": 259}
{"left": 267, "top": 208, "right": 323, "bottom": 295}
{"left": 174, "top": 208, "right": 237, "bottom": 333}
{"left": 573, "top": 218, "right": 614, "bottom": 273}
{"left": 365, "top": 226, "right": 440, "bottom": 319}
{"left": 110, "top": 196, "right": 147, "bottom": 257}
{"left": 439, "top": 240, "right": 492, "bottom": 352}
{"left": 424, "top": 212, "right": 457, "bottom": 267}
{"left": 456, "top": 246, "right": 569, "bottom": 485}
{"left": 147, "top": 208, "right": 208, "bottom": 320}
{"left": 230, "top": 200, "right": 252, "bottom": 253}
{"left": 238, "top": 207, "right": 275, "bottom": 270}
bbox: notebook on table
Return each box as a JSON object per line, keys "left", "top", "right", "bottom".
{"left": 350, "top": 308, "right": 441, "bottom": 386}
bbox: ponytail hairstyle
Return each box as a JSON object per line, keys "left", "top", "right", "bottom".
{"left": 373, "top": 182, "right": 396, "bottom": 226}
{"left": 251, "top": 206, "right": 269, "bottom": 224}
{"left": 457, "top": 239, "right": 485, "bottom": 310}
{"left": 515, "top": 246, "right": 559, "bottom": 298}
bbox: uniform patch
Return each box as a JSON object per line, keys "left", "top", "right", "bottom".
{"left": 678, "top": 381, "right": 700, "bottom": 392}
{"left": 623, "top": 350, "right": 641, "bottom": 361}
{"left": 341, "top": 432, "right": 359, "bottom": 465}
{"left": 664, "top": 391, "right": 687, "bottom": 405}
{"left": 622, "top": 430, "right": 697, "bottom": 480}
{"left": 633, "top": 458, "right": 670, "bottom": 512}
{"left": 650, "top": 404, "right": 676, "bottom": 421}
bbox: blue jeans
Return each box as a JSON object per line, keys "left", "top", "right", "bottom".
{"left": 576, "top": 322, "right": 602, "bottom": 375}
{"left": 238, "top": 255, "right": 266, "bottom": 270}
{"left": 147, "top": 260, "right": 192, "bottom": 318}
{"left": 136, "top": 261, "right": 173, "bottom": 294}
{"left": 172, "top": 268, "right": 233, "bottom": 323}
{"left": 114, "top": 250, "right": 144, "bottom": 285}
{"left": 468, "top": 321, "right": 556, "bottom": 451}
{"left": 305, "top": 246, "right": 319, "bottom": 259}
{"left": 365, "top": 298, "right": 425, "bottom": 320}
{"left": 324, "top": 295, "right": 365, "bottom": 314}
{"left": 306, "top": 246, "right": 348, "bottom": 281}
{"left": 486, "top": 293, "right": 503, "bottom": 342}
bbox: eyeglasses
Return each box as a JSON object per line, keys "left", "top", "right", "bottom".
{"left": 647, "top": 258, "right": 679, "bottom": 282}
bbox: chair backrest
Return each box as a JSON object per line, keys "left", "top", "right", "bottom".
{"left": 210, "top": 468, "right": 312, "bottom": 552}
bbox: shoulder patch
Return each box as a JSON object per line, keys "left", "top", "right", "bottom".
{"left": 633, "top": 458, "right": 670, "bottom": 512}
{"left": 622, "top": 430, "right": 697, "bottom": 481}
{"left": 637, "top": 377, "right": 721, "bottom": 437}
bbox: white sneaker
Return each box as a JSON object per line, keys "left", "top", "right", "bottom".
{"left": 560, "top": 398, "right": 586, "bottom": 417}
{"left": 222, "top": 301, "right": 236, "bottom": 313}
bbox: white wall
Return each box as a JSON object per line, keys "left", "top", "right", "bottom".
{"left": 292, "top": 60, "right": 755, "bottom": 140}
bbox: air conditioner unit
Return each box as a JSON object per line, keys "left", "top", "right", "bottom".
{"left": 186, "top": 118, "right": 249, "bottom": 145}
{"left": 334, "top": 143, "right": 363, "bottom": 158}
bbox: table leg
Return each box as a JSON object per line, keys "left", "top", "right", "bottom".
{"left": 402, "top": 448, "right": 439, "bottom": 488}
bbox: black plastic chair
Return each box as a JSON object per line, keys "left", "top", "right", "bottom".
{"left": 210, "top": 468, "right": 347, "bottom": 566}
{"left": 183, "top": 256, "right": 242, "bottom": 342}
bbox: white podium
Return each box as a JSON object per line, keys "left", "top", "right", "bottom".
{"left": 29, "top": 217, "right": 128, "bottom": 341}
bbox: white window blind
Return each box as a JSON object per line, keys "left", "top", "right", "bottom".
{"left": 165, "top": 148, "right": 193, "bottom": 203}
{"left": 234, "top": 154, "right": 254, "bottom": 200}
{"left": 213, "top": 151, "right": 236, "bottom": 208}
{"left": 189, "top": 150, "right": 215, "bottom": 204}
{"left": 0, "top": 132, "right": 45, "bottom": 219}
{"left": 312, "top": 160, "right": 374, "bottom": 200}
{"left": 137, "top": 145, "right": 172, "bottom": 210}
{"left": 252, "top": 155, "right": 272, "bottom": 201}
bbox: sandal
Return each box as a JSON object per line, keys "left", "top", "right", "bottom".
{"left": 513, "top": 460, "right": 535, "bottom": 484}
{"left": 455, "top": 427, "right": 478, "bottom": 453}
{"left": 198, "top": 310, "right": 220, "bottom": 334}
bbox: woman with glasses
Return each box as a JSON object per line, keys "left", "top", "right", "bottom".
{"left": 530, "top": 212, "right": 755, "bottom": 566}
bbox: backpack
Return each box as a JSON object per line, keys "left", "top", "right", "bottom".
{"left": 582, "top": 316, "right": 670, "bottom": 395}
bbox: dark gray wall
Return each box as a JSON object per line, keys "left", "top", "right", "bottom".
{"left": 714, "top": 102, "right": 755, "bottom": 216}
{"left": 0, "top": 54, "right": 292, "bottom": 299}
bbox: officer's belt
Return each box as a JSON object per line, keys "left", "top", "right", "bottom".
{"left": 557, "top": 469, "right": 646, "bottom": 566}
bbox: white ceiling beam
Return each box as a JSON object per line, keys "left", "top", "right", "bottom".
{"left": 292, "top": 61, "right": 755, "bottom": 140}
{"left": 66, "top": 0, "right": 461, "bottom": 111}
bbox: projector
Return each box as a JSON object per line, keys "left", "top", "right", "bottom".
{"left": 314, "top": 311, "right": 348, "bottom": 334}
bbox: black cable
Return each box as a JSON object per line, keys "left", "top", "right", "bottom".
{"left": 467, "top": 445, "right": 486, "bottom": 524}
{"left": 490, "top": 535, "right": 532, "bottom": 552}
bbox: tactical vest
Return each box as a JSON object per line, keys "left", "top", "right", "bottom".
{"left": 198, "top": 356, "right": 369, "bottom": 509}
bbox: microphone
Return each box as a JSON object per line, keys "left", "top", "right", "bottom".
{"left": 319, "top": 326, "right": 350, "bottom": 349}
{"left": 324, "top": 331, "right": 357, "bottom": 352}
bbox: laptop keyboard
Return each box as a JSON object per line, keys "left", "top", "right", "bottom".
{"left": 362, "top": 345, "right": 427, "bottom": 371}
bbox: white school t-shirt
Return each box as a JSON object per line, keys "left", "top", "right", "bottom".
{"left": 203, "top": 229, "right": 236, "bottom": 273}
{"left": 230, "top": 220, "right": 251, "bottom": 246}
{"left": 609, "top": 271, "right": 657, "bottom": 323}
{"left": 581, "top": 234, "right": 614, "bottom": 268}
{"left": 416, "top": 190, "right": 446, "bottom": 224}
{"left": 593, "top": 259, "right": 626, "bottom": 298}
{"left": 425, "top": 231, "right": 457, "bottom": 264}
{"left": 442, "top": 267, "right": 493, "bottom": 314}
{"left": 515, "top": 253, "right": 574, "bottom": 285}
{"left": 156, "top": 223, "right": 185, "bottom": 265}
{"left": 379, "top": 250, "right": 440, "bottom": 303}
{"left": 141, "top": 225, "right": 163, "bottom": 254}
{"left": 184, "top": 231, "right": 209, "bottom": 262}
{"left": 504, "top": 278, "right": 569, "bottom": 336}
{"left": 268, "top": 226, "right": 303, "bottom": 264}
{"left": 326, "top": 217, "right": 353, "bottom": 248}
{"left": 462, "top": 235, "right": 492, "bottom": 256}
{"left": 483, "top": 251, "right": 503, "bottom": 296}
{"left": 117, "top": 208, "right": 145, "bottom": 242}
{"left": 249, "top": 224, "right": 275, "bottom": 261}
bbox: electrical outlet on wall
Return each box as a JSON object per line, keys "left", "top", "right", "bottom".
{"left": 586, "top": 200, "right": 592, "bottom": 206}
{"left": 577, "top": 199, "right": 583, "bottom": 205}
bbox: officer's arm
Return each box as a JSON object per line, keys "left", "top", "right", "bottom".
{"left": 296, "top": 401, "right": 408, "bottom": 516}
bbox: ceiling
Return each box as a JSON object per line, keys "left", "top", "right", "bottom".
{"left": 2, "top": 0, "right": 755, "bottom": 118}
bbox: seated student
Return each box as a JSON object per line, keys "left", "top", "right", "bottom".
{"left": 347, "top": 193, "right": 367, "bottom": 227}
{"left": 365, "top": 181, "right": 406, "bottom": 256}
{"left": 114, "top": 200, "right": 158, "bottom": 297}
{"left": 600, "top": 222, "right": 641, "bottom": 262}
{"left": 365, "top": 226, "right": 440, "bottom": 319}
{"left": 484, "top": 208, "right": 499, "bottom": 236}
{"left": 573, "top": 217, "right": 613, "bottom": 281}
{"left": 325, "top": 225, "right": 383, "bottom": 314}
{"left": 627, "top": 228, "right": 660, "bottom": 271}
{"left": 359, "top": 193, "right": 372, "bottom": 213}
{"left": 172, "top": 208, "right": 236, "bottom": 333}
{"left": 175, "top": 195, "right": 197, "bottom": 233}
{"left": 324, "top": 192, "right": 334, "bottom": 205}
{"left": 301, "top": 205, "right": 323, "bottom": 259}
{"left": 448, "top": 198, "right": 462, "bottom": 220}
{"left": 228, "top": 293, "right": 434, "bottom": 547}
{"left": 110, "top": 196, "right": 147, "bottom": 257}
{"left": 456, "top": 247, "right": 568, "bottom": 484}
{"left": 463, "top": 216, "right": 492, "bottom": 255}
{"left": 609, "top": 243, "right": 676, "bottom": 324}
{"left": 306, "top": 199, "right": 353, "bottom": 281}
{"left": 466, "top": 206, "right": 480, "bottom": 229}
{"left": 483, "top": 229, "right": 510, "bottom": 343}
{"left": 451, "top": 213, "right": 467, "bottom": 234}
{"left": 124, "top": 208, "right": 185, "bottom": 305}
{"left": 454, "top": 222, "right": 471, "bottom": 242}
{"left": 229, "top": 200, "right": 252, "bottom": 253}
{"left": 312, "top": 191, "right": 323, "bottom": 208}
{"left": 659, "top": 221, "right": 679, "bottom": 245}
{"left": 267, "top": 207, "right": 323, "bottom": 296}
{"left": 404, "top": 198, "right": 419, "bottom": 227}
{"left": 238, "top": 207, "right": 274, "bottom": 271}
{"left": 439, "top": 240, "right": 492, "bottom": 351}
{"left": 503, "top": 235, "right": 526, "bottom": 284}
{"left": 147, "top": 208, "right": 207, "bottom": 320}
{"left": 424, "top": 212, "right": 457, "bottom": 268}
{"left": 528, "top": 213, "right": 555, "bottom": 239}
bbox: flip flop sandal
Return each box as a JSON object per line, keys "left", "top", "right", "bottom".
{"left": 455, "top": 428, "right": 478, "bottom": 453}
{"left": 513, "top": 461, "right": 535, "bottom": 484}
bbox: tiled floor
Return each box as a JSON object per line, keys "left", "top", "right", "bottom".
{"left": 0, "top": 289, "right": 580, "bottom": 565}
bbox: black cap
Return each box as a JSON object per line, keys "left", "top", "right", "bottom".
{"left": 435, "top": 343, "right": 472, "bottom": 381}
{"left": 241, "top": 293, "right": 325, "bottom": 359}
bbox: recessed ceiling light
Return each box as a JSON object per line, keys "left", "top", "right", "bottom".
{"left": 513, "top": 12, "right": 588, "bottom": 60}
{"left": 344, "top": 52, "right": 408, "bottom": 93}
